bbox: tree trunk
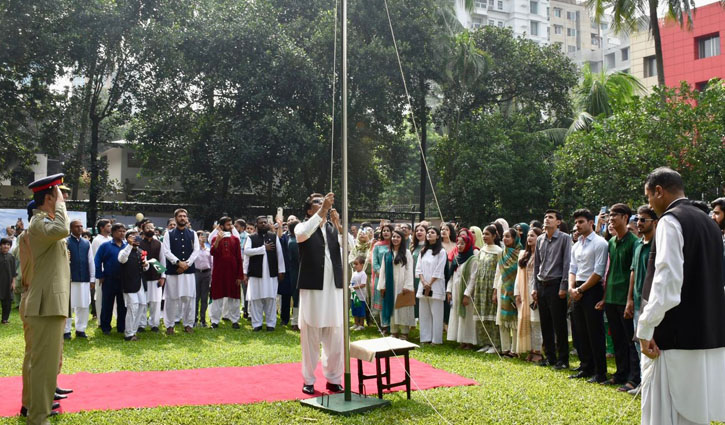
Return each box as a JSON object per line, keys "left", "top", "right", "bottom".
{"left": 649, "top": 0, "right": 666, "bottom": 87}
{"left": 70, "top": 60, "right": 97, "bottom": 200}
{"left": 88, "top": 117, "right": 100, "bottom": 228}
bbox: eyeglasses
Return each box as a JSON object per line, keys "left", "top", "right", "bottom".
{"left": 311, "top": 200, "right": 323, "bottom": 205}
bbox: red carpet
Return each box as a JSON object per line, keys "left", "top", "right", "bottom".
{"left": 0, "top": 359, "right": 476, "bottom": 416}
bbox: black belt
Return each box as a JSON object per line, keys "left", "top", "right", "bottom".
{"left": 540, "top": 278, "right": 561, "bottom": 287}
{"left": 197, "top": 269, "right": 211, "bottom": 272}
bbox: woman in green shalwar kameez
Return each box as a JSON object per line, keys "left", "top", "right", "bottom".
{"left": 475, "top": 225, "right": 503, "bottom": 353}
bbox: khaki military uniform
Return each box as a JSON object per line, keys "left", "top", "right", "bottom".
{"left": 24, "top": 201, "right": 69, "bottom": 425}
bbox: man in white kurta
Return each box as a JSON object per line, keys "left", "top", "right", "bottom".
{"left": 638, "top": 170, "right": 725, "bottom": 425}
{"left": 91, "top": 220, "right": 112, "bottom": 319}
{"left": 296, "top": 193, "right": 345, "bottom": 395}
{"left": 65, "top": 219, "right": 95, "bottom": 338}
{"left": 162, "top": 210, "right": 200, "bottom": 334}
{"left": 139, "top": 221, "right": 165, "bottom": 331}
{"left": 244, "top": 218, "right": 285, "bottom": 331}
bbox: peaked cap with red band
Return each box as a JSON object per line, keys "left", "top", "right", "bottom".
{"left": 28, "top": 173, "right": 65, "bottom": 193}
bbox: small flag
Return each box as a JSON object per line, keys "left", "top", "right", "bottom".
{"left": 148, "top": 258, "right": 166, "bottom": 274}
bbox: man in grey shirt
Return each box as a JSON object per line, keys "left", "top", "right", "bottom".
{"left": 533, "top": 209, "right": 572, "bottom": 369}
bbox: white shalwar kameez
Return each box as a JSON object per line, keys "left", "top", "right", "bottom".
{"left": 162, "top": 230, "right": 200, "bottom": 328}
{"left": 295, "top": 214, "right": 344, "bottom": 387}
{"left": 118, "top": 244, "right": 149, "bottom": 338}
{"left": 140, "top": 245, "right": 165, "bottom": 329}
{"left": 637, "top": 211, "right": 725, "bottom": 425}
{"left": 244, "top": 236, "right": 285, "bottom": 329}
{"left": 65, "top": 238, "right": 95, "bottom": 334}
{"left": 91, "top": 234, "right": 113, "bottom": 319}
{"left": 446, "top": 259, "right": 478, "bottom": 345}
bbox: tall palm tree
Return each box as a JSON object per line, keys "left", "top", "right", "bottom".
{"left": 587, "top": 0, "right": 725, "bottom": 87}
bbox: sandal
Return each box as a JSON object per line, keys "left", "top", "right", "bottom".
{"left": 600, "top": 377, "right": 621, "bottom": 386}
{"left": 617, "top": 382, "right": 636, "bottom": 392}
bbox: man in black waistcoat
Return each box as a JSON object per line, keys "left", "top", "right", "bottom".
{"left": 638, "top": 167, "right": 725, "bottom": 425}
{"left": 118, "top": 229, "right": 149, "bottom": 341}
{"left": 294, "top": 192, "right": 345, "bottom": 395}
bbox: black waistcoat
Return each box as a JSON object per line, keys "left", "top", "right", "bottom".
{"left": 165, "top": 228, "right": 196, "bottom": 275}
{"left": 297, "top": 220, "right": 342, "bottom": 290}
{"left": 120, "top": 248, "right": 144, "bottom": 294}
{"left": 640, "top": 199, "right": 725, "bottom": 350}
{"left": 247, "top": 232, "right": 279, "bottom": 278}
{"left": 139, "top": 238, "right": 162, "bottom": 281}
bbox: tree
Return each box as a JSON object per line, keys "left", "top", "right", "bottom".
{"left": 552, "top": 80, "right": 725, "bottom": 213}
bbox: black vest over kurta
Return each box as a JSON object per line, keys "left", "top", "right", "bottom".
{"left": 120, "top": 247, "right": 144, "bottom": 294}
{"left": 165, "top": 228, "right": 196, "bottom": 275}
{"left": 247, "top": 233, "right": 279, "bottom": 278}
{"left": 140, "top": 238, "right": 162, "bottom": 281}
{"left": 640, "top": 199, "right": 725, "bottom": 350}
{"left": 297, "top": 220, "right": 342, "bottom": 290}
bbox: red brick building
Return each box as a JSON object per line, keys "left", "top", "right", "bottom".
{"left": 660, "top": 2, "right": 725, "bottom": 89}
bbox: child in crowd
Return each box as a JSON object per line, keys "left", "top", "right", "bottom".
{"left": 350, "top": 256, "right": 367, "bottom": 331}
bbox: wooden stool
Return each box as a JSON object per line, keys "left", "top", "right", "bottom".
{"left": 349, "top": 337, "right": 419, "bottom": 399}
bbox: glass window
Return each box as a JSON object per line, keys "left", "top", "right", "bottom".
{"left": 475, "top": 1, "right": 487, "bottom": 8}
{"left": 555, "top": 25, "right": 563, "bottom": 34}
{"left": 644, "top": 55, "right": 657, "bottom": 78}
{"left": 489, "top": 19, "right": 495, "bottom": 26}
{"left": 567, "top": 28, "right": 576, "bottom": 37}
{"left": 621, "top": 47, "right": 629, "bottom": 61}
{"left": 605, "top": 53, "right": 616, "bottom": 69}
{"left": 498, "top": 0, "right": 503, "bottom": 10}
{"left": 531, "top": 21, "right": 539, "bottom": 36}
{"left": 530, "top": 1, "right": 538, "bottom": 14}
{"left": 697, "top": 34, "right": 720, "bottom": 59}
{"left": 498, "top": 20, "right": 503, "bottom": 27}
{"left": 554, "top": 7, "right": 561, "bottom": 17}
{"left": 568, "top": 45, "right": 577, "bottom": 53}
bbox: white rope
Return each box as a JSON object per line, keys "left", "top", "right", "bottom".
{"left": 457, "top": 265, "right": 503, "bottom": 360}
{"left": 382, "top": 0, "right": 445, "bottom": 223}
{"left": 329, "top": 0, "right": 339, "bottom": 193}
{"left": 359, "top": 286, "right": 453, "bottom": 425}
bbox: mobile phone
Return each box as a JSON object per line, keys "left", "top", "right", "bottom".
{"left": 276, "top": 207, "right": 283, "bottom": 221}
{"left": 530, "top": 301, "right": 538, "bottom": 310}
{"left": 134, "top": 235, "right": 142, "bottom": 243}
{"left": 267, "top": 215, "right": 273, "bottom": 224}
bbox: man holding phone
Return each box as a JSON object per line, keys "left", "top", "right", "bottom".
{"left": 118, "top": 229, "right": 149, "bottom": 341}
{"left": 210, "top": 217, "right": 244, "bottom": 329}
{"left": 244, "top": 216, "right": 285, "bottom": 331}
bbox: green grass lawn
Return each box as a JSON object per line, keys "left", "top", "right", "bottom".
{"left": 0, "top": 311, "right": 646, "bottom": 425}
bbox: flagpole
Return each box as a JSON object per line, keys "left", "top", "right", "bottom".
{"left": 341, "top": 0, "right": 351, "bottom": 403}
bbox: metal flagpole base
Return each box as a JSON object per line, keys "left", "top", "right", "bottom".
{"left": 300, "top": 392, "right": 390, "bottom": 415}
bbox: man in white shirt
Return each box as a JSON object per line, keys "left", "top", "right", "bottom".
{"left": 244, "top": 216, "right": 285, "bottom": 331}
{"left": 295, "top": 193, "right": 345, "bottom": 395}
{"left": 639, "top": 167, "right": 725, "bottom": 425}
{"left": 91, "top": 219, "right": 112, "bottom": 320}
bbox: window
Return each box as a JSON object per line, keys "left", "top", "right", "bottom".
{"left": 488, "top": 19, "right": 495, "bottom": 26}
{"left": 568, "top": 45, "right": 577, "bottom": 53}
{"left": 605, "top": 52, "right": 616, "bottom": 69}
{"left": 644, "top": 55, "right": 657, "bottom": 78}
{"left": 591, "top": 33, "right": 600, "bottom": 47}
{"left": 554, "top": 25, "right": 563, "bottom": 34}
{"left": 472, "top": 17, "right": 483, "bottom": 28}
{"left": 498, "top": 20, "right": 503, "bottom": 27}
{"left": 567, "top": 28, "right": 576, "bottom": 37}
{"left": 589, "top": 61, "right": 601, "bottom": 73}
{"left": 497, "top": 0, "right": 503, "bottom": 10}
{"left": 567, "top": 11, "right": 574, "bottom": 20}
{"left": 127, "top": 152, "right": 141, "bottom": 169}
{"left": 489, "top": 0, "right": 494, "bottom": 6}
{"left": 695, "top": 80, "right": 709, "bottom": 91}
{"left": 697, "top": 34, "right": 720, "bottom": 59}
{"left": 530, "top": 1, "right": 538, "bottom": 14}
{"left": 475, "top": 0, "right": 487, "bottom": 8}
{"left": 621, "top": 47, "right": 629, "bottom": 61}
{"left": 600, "top": 23, "right": 608, "bottom": 30}
{"left": 553, "top": 7, "right": 561, "bottom": 17}
{"left": 546, "top": 7, "right": 550, "bottom": 18}
{"left": 531, "top": 20, "right": 539, "bottom": 36}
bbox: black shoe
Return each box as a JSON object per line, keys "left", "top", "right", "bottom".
{"left": 63, "top": 332, "right": 71, "bottom": 340}
{"left": 20, "top": 406, "right": 27, "bottom": 416}
{"left": 587, "top": 375, "right": 608, "bottom": 384}
{"left": 571, "top": 365, "right": 583, "bottom": 372}
{"left": 266, "top": 327, "right": 274, "bottom": 332}
{"left": 54, "top": 393, "right": 68, "bottom": 400}
{"left": 151, "top": 327, "right": 159, "bottom": 332}
{"left": 568, "top": 371, "right": 593, "bottom": 379}
{"left": 253, "top": 326, "right": 262, "bottom": 332}
{"left": 102, "top": 330, "right": 111, "bottom": 335}
{"left": 52, "top": 402, "right": 60, "bottom": 410}
{"left": 211, "top": 323, "right": 219, "bottom": 329}
{"left": 49, "top": 410, "right": 60, "bottom": 417}
{"left": 137, "top": 327, "right": 146, "bottom": 333}
{"left": 302, "top": 384, "right": 315, "bottom": 395}
{"left": 75, "top": 331, "right": 87, "bottom": 338}
{"left": 536, "top": 359, "right": 551, "bottom": 367}
{"left": 325, "top": 382, "right": 344, "bottom": 393}
{"left": 553, "top": 362, "right": 570, "bottom": 370}
{"left": 223, "top": 318, "right": 231, "bottom": 322}
{"left": 232, "top": 322, "right": 240, "bottom": 329}
{"left": 56, "top": 387, "right": 73, "bottom": 395}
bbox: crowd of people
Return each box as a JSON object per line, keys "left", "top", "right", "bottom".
{"left": 4, "top": 167, "right": 725, "bottom": 425}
